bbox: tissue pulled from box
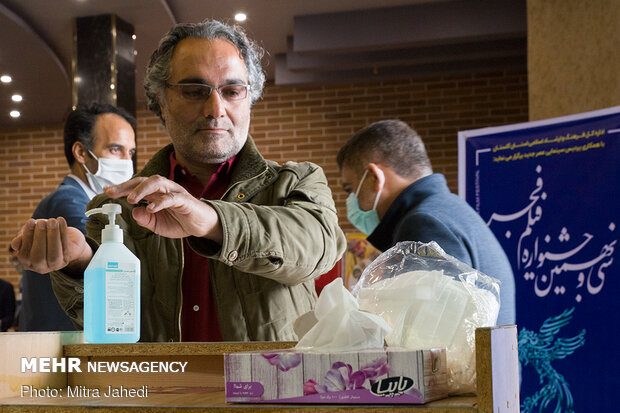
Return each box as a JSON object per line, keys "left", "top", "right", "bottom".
{"left": 295, "top": 277, "right": 392, "bottom": 351}
{"left": 351, "top": 241, "right": 500, "bottom": 394}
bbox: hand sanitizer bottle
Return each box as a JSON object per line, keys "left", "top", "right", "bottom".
{"left": 83, "top": 203, "right": 140, "bottom": 343}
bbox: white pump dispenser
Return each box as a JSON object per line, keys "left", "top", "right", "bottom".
{"left": 85, "top": 203, "right": 123, "bottom": 243}
{"left": 83, "top": 203, "right": 140, "bottom": 343}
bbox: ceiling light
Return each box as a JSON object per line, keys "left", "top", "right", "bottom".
{"left": 1, "top": 75, "right": 12, "bottom": 83}
{"left": 10, "top": 110, "right": 20, "bottom": 118}
{"left": 132, "top": 34, "right": 136, "bottom": 40}
{"left": 12, "top": 94, "right": 22, "bottom": 102}
{"left": 234, "top": 13, "right": 247, "bottom": 22}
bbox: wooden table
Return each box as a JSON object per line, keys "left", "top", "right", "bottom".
{"left": 0, "top": 326, "right": 519, "bottom": 412}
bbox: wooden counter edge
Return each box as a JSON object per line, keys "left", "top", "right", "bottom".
{"left": 0, "top": 392, "right": 479, "bottom": 412}
{"left": 63, "top": 341, "right": 297, "bottom": 357}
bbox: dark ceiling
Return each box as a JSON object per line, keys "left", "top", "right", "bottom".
{"left": 0, "top": 0, "right": 526, "bottom": 129}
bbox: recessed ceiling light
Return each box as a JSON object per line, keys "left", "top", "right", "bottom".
{"left": 132, "top": 34, "right": 136, "bottom": 40}
{"left": 12, "top": 94, "right": 22, "bottom": 102}
{"left": 1, "top": 75, "right": 12, "bottom": 83}
{"left": 10, "top": 110, "right": 20, "bottom": 118}
{"left": 234, "top": 13, "right": 247, "bottom": 22}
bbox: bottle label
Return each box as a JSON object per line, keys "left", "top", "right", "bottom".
{"left": 105, "top": 262, "right": 137, "bottom": 334}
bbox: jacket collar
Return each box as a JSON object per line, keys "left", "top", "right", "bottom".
{"left": 64, "top": 175, "right": 97, "bottom": 200}
{"left": 367, "top": 173, "right": 449, "bottom": 251}
{"left": 137, "top": 135, "right": 271, "bottom": 192}
{"left": 387, "top": 173, "right": 449, "bottom": 213}
{"left": 228, "top": 136, "right": 270, "bottom": 185}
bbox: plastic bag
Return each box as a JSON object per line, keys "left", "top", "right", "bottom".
{"left": 295, "top": 278, "right": 392, "bottom": 351}
{"left": 351, "top": 241, "right": 500, "bottom": 394}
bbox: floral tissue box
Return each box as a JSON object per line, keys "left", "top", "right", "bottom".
{"left": 224, "top": 347, "right": 449, "bottom": 404}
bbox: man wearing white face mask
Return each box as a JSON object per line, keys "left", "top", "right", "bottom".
{"left": 19, "top": 103, "right": 136, "bottom": 331}
{"left": 338, "top": 120, "right": 515, "bottom": 326}
{"left": 83, "top": 151, "right": 135, "bottom": 194}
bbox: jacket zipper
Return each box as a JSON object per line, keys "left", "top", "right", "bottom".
{"left": 177, "top": 238, "right": 184, "bottom": 341}
{"left": 215, "top": 166, "right": 270, "bottom": 340}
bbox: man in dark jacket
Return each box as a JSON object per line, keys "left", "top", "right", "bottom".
{"left": 337, "top": 119, "right": 515, "bottom": 325}
{"left": 20, "top": 103, "right": 136, "bottom": 331}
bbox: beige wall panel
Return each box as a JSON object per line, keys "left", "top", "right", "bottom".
{"left": 528, "top": 0, "right": 620, "bottom": 120}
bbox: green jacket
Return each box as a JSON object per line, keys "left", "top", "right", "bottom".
{"left": 51, "top": 138, "right": 346, "bottom": 342}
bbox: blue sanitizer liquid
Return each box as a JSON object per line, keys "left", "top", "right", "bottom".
{"left": 83, "top": 245, "right": 140, "bottom": 343}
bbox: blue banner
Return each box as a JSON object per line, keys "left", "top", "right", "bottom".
{"left": 458, "top": 107, "right": 620, "bottom": 412}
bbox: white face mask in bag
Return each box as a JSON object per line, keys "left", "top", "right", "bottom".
{"left": 83, "top": 150, "right": 134, "bottom": 194}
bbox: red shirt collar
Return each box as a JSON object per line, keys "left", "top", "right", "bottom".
{"left": 168, "top": 151, "right": 237, "bottom": 199}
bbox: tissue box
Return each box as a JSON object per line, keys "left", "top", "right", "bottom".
{"left": 224, "top": 347, "right": 448, "bottom": 404}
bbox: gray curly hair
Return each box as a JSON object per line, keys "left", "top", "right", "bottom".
{"left": 144, "top": 19, "right": 266, "bottom": 122}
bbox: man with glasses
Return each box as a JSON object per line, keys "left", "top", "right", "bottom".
{"left": 19, "top": 103, "right": 136, "bottom": 331}
{"left": 12, "top": 20, "right": 346, "bottom": 342}
{"left": 338, "top": 120, "right": 515, "bottom": 325}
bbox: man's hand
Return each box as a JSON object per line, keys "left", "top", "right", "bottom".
{"left": 11, "top": 217, "right": 93, "bottom": 276}
{"left": 104, "top": 176, "right": 223, "bottom": 243}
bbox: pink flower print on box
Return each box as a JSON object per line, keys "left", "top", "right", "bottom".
{"left": 303, "top": 357, "right": 389, "bottom": 395}
{"left": 261, "top": 352, "right": 302, "bottom": 372}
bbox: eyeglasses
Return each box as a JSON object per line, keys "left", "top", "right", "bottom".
{"left": 165, "top": 82, "right": 250, "bottom": 102}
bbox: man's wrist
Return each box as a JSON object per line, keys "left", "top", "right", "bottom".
{"left": 64, "top": 242, "right": 94, "bottom": 279}
{"left": 200, "top": 200, "right": 224, "bottom": 244}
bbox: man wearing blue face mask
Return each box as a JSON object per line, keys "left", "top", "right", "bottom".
{"left": 338, "top": 120, "right": 515, "bottom": 326}
{"left": 19, "top": 103, "right": 136, "bottom": 331}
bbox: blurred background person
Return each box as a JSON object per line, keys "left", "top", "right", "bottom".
{"left": 337, "top": 119, "right": 515, "bottom": 325}
{"left": 0, "top": 276, "right": 15, "bottom": 331}
{"left": 19, "top": 103, "right": 136, "bottom": 331}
